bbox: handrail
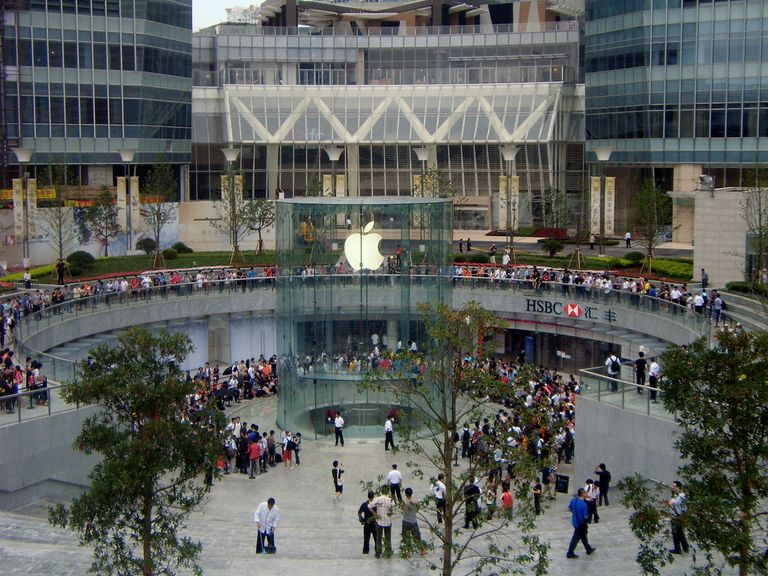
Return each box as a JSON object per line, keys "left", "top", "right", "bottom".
{"left": 0, "top": 381, "right": 70, "bottom": 426}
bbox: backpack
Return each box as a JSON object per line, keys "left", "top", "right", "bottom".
{"left": 610, "top": 357, "right": 620, "bottom": 373}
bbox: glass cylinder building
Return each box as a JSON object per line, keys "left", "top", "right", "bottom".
{"left": 275, "top": 196, "right": 452, "bottom": 437}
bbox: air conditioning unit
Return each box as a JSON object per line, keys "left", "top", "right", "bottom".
{"left": 697, "top": 175, "right": 715, "bottom": 192}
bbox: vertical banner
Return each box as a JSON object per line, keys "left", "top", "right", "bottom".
{"left": 12, "top": 179, "right": 24, "bottom": 240}
{"left": 322, "top": 174, "right": 333, "bottom": 196}
{"left": 129, "top": 176, "right": 141, "bottom": 234}
{"left": 604, "top": 176, "right": 616, "bottom": 237}
{"left": 26, "top": 178, "right": 37, "bottom": 237}
{"left": 510, "top": 175, "right": 520, "bottom": 231}
{"left": 117, "top": 176, "right": 128, "bottom": 230}
{"left": 589, "top": 176, "right": 601, "bottom": 235}
{"left": 497, "top": 175, "right": 520, "bottom": 231}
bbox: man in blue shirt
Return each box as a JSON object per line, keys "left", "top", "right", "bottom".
{"left": 566, "top": 488, "right": 596, "bottom": 559}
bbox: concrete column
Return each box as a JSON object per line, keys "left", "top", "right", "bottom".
{"left": 208, "top": 315, "right": 231, "bottom": 365}
{"left": 387, "top": 319, "right": 398, "bottom": 352}
{"left": 346, "top": 144, "right": 359, "bottom": 196}
{"left": 179, "top": 164, "right": 190, "bottom": 201}
{"left": 267, "top": 143, "right": 280, "bottom": 199}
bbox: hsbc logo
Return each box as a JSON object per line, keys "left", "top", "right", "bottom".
{"left": 526, "top": 299, "right": 597, "bottom": 320}
{"left": 565, "top": 304, "right": 583, "bottom": 317}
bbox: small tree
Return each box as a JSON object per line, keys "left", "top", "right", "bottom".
{"left": 49, "top": 327, "right": 224, "bottom": 576}
{"left": 77, "top": 187, "right": 122, "bottom": 256}
{"left": 306, "top": 176, "right": 323, "bottom": 197}
{"left": 620, "top": 330, "right": 768, "bottom": 576}
{"left": 142, "top": 164, "right": 178, "bottom": 268}
{"left": 541, "top": 186, "right": 567, "bottom": 229}
{"left": 361, "top": 302, "right": 553, "bottom": 576}
{"left": 413, "top": 166, "right": 458, "bottom": 240}
{"left": 211, "top": 168, "right": 251, "bottom": 265}
{"left": 740, "top": 168, "right": 768, "bottom": 282}
{"left": 38, "top": 165, "right": 76, "bottom": 269}
{"left": 633, "top": 179, "right": 672, "bottom": 273}
{"left": 245, "top": 198, "right": 276, "bottom": 254}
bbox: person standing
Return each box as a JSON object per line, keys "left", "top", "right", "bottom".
{"left": 248, "top": 436, "right": 261, "bottom": 479}
{"left": 357, "top": 490, "right": 377, "bottom": 554}
{"left": 432, "top": 473, "right": 446, "bottom": 523}
{"left": 458, "top": 238, "right": 464, "bottom": 253}
{"left": 700, "top": 268, "right": 709, "bottom": 290}
{"left": 589, "top": 234, "right": 596, "bottom": 250}
{"left": 332, "top": 460, "right": 344, "bottom": 503}
{"left": 369, "top": 489, "right": 395, "bottom": 558}
{"left": 649, "top": 358, "right": 661, "bottom": 403}
{"left": 605, "top": 351, "right": 621, "bottom": 392}
{"left": 254, "top": 497, "right": 279, "bottom": 554}
{"left": 401, "top": 487, "right": 425, "bottom": 557}
{"left": 55, "top": 259, "right": 66, "bottom": 285}
{"left": 466, "top": 239, "right": 472, "bottom": 253}
{"left": 584, "top": 479, "right": 600, "bottom": 524}
{"left": 625, "top": 231, "right": 632, "bottom": 248}
{"left": 634, "top": 351, "right": 647, "bottom": 395}
{"left": 384, "top": 417, "right": 396, "bottom": 451}
{"left": 594, "top": 463, "right": 612, "bottom": 506}
{"left": 566, "top": 489, "right": 596, "bottom": 559}
{"left": 489, "top": 243, "right": 497, "bottom": 264}
{"left": 463, "top": 475, "right": 481, "bottom": 529}
{"left": 666, "top": 481, "right": 690, "bottom": 554}
{"left": 334, "top": 412, "right": 345, "bottom": 446}
{"left": 387, "top": 463, "right": 403, "bottom": 503}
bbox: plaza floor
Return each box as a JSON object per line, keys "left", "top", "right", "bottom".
{"left": 0, "top": 396, "right": 711, "bottom": 575}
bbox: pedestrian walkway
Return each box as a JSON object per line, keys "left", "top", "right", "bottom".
{"left": 0, "top": 396, "right": 711, "bottom": 575}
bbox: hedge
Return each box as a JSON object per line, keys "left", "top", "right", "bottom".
{"left": 725, "top": 281, "right": 768, "bottom": 298}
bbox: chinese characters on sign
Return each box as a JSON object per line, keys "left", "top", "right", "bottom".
{"left": 604, "top": 176, "right": 616, "bottom": 236}
{"left": 590, "top": 176, "right": 601, "bottom": 235}
{"left": 525, "top": 298, "right": 619, "bottom": 324}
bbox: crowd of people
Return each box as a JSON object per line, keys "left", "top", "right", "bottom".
{"left": 0, "top": 350, "right": 48, "bottom": 414}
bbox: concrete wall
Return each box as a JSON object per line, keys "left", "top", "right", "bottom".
{"left": 177, "top": 201, "right": 276, "bottom": 253}
{"left": 574, "top": 397, "right": 682, "bottom": 495}
{"left": 0, "top": 407, "right": 99, "bottom": 510}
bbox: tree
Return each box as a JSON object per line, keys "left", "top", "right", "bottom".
{"left": 142, "top": 164, "right": 178, "bottom": 268}
{"left": 49, "top": 327, "right": 224, "bottom": 576}
{"left": 412, "top": 165, "right": 458, "bottom": 240}
{"left": 245, "top": 199, "right": 276, "bottom": 254}
{"left": 620, "top": 330, "right": 768, "bottom": 576}
{"left": 361, "top": 302, "right": 553, "bottom": 576}
{"left": 633, "top": 179, "right": 672, "bottom": 274}
{"left": 38, "top": 165, "right": 76, "bottom": 267}
{"left": 540, "top": 186, "right": 566, "bottom": 229}
{"left": 740, "top": 168, "right": 768, "bottom": 282}
{"left": 211, "top": 168, "right": 250, "bottom": 265}
{"left": 77, "top": 187, "right": 122, "bottom": 256}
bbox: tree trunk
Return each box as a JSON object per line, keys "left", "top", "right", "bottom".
{"left": 142, "top": 491, "right": 153, "bottom": 576}
{"left": 257, "top": 232, "right": 263, "bottom": 255}
{"left": 443, "top": 432, "right": 453, "bottom": 576}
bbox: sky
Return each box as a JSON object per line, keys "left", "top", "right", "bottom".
{"left": 194, "top": 0, "right": 254, "bottom": 31}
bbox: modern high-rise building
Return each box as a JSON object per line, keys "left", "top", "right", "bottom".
{"left": 191, "top": 0, "right": 586, "bottom": 230}
{"left": 585, "top": 0, "right": 768, "bottom": 237}
{"left": 0, "top": 0, "right": 192, "bottom": 188}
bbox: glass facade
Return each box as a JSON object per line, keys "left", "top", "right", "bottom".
{"left": 1, "top": 0, "right": 192, "bottom": 184}
{"left": 275, "top": 196, "right": 452, "bottom": 436}
{"left": 586, "top": 0, "right": 768, "bottom": 168}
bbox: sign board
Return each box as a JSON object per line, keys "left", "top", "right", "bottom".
{"left": 604, "top": 176, "right": 616, "bottom": 236}
{"left": 589, "top": 176, "right": 601, "bottom": 235}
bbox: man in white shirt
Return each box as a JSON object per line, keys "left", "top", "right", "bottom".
{"left": 334, "top": 412, "right": 345, "bottom": 447}
{"left": 649, "top": 358, "right": 661, "bottom": 403}
{"left": 604, "top": 352, "right": 620, "bottom": 392}
{"left": 387, "top": 463, "right": 403, "bottom": 502}
{"left": 432, "top": 473, "right": 446, "bottom": 523}
{"left": 384, "top": 417, "right": 395, "bottom": 451}
{"left": 369, "top": 489, "right": 395, "bottom": 558}
{"left": 254, "top": 497, "right": 279, "bottom": 554}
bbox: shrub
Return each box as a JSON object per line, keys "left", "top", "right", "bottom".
{"left": 67, "top": 250, "right": 95, "bottom": 268}
{"left": 540, "top": 238, "right": 564, "bottom": 257}
{"left": 624, "top": 251, "right": 645, "bottom": 263}
{"left": 468, "top": 253, "right": 490, "bottom": 264}
{"left": 725, "top": 281, "right": 768, "bottom": 298}
{"left": 648, "top": 259, "right": 693, "bottom": 280}
{"left": 67, "top": 264, "right": 83, "bottom": 277}
{"left": 534, "top": 227, "right": 568, "bottom": 239}
{"left": 136, "top": 237, "right": 157, "bottom": 255}
{"left": 162, "top": 248, "right": 178, "bottom": 260}
{"left": 171, "top": 241, "right": 193, "bottom": 254}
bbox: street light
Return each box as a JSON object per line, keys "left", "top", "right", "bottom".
{"left": 118, "top": 148, "right": 137, "bottom": 253}
{"left": 323, "top": 146, "right": 344, "bottom": 197}
{"left": 12, "top": 147, "right": 34, "bottom": 263}
{"left": 594, "top": 147, "right": 613, "bottom": 256}
{"left": 501, "top": 145, "right": 518, "bottom": 251}
{"left": 413, "top": 147, "right": 429, "bottom": 193}
{"left": 221, "top": 147, "right": 242, "bottom": 264}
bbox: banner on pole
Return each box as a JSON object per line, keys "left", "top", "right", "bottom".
{"left": 604, "top": 177, "right": 616, "bottom": 236}
{"left": 589, "top": 176, "right": 601, "bottom": 235}
{"left": 12, "top": 179, "right": 23, "bottom": 240}
{"left": 27, "top": 179, "right": 37, "bottom": 237}
{"left": 117, "top": 177, "right": 127, "bottom": 230}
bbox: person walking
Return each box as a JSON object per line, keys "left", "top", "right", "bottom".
{"left": 634, "top": 351, "right": 647, "bottom": 395}
{"left": 648, "top": 358, "right": 661, "bottom": 403}
{"left": 369, "top": 489, "right": 395, "bottom": 558}
{"left": 401, "top": 488, "right": 426, "bottom": 557}
{"left": 357, "top": 490, "right": 377, "bottom": 555}
{"left": 594, "top": 463, "right": 612, "bottom": 506}
{"left": 665, "top": 481, "right": 690, "bottom": 554}
{"left": 254, "top": 497, "right": 279, "bottom": 554}
{"left": 584, "top": 479, "right": 600, "bottom": 524}
{"left": 334, "top": 412, "right": 345, "bottom": 446}
{"left": 566, "top": 488, "right": 596, "bottom": 559}
{"left": 432, "top": 473, "right": 446, "bottom": 524}
{"left": 458, "top": 238, "right": 464, "bottom": 253}
{"left": 387, "top": 463, "right": 403, "bottom": 503}
{"left": 332, "top": 460, "right": 344, "bottom": 503}
{"left": 384, "top": 417, "right": 396, "bottom": 451}
{"left": 605, "top": 351, "right": 621, "bottom": 392}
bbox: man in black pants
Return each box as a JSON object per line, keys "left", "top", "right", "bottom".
{"left": 567, "top": 489, "right": 596, "bottom": 559}
{"left": 595, "top": 463, "right": 612, "bottom": 506}
{"left": 334, "top": 412, "right": 345, "bottom": 446}
{"left": 357, "top": 490, "right": 376, "bottom": 554}
{"left": 634, "top": 351, "right": 647, "bottom": 395}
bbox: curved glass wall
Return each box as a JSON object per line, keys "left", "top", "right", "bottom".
{"left": 275, "top": 197, "right": 452, "bottom": 437}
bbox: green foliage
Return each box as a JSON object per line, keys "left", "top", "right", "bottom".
{"left": 67, "top": 264, "right": 83, "bottom": 277}
{"left": 67, "top": 251, "right": 96, "bottom": 268}
{"left": 171, "top": 242, "right": 194, "bottom": 254}
{"left": 645, "top": 259, "right": 692, "bottom": 280}
{"left": 49, "top": 327, "right": 224, "bottom": 576}
{"left": 659, "top": 332, "right": 768, "bottom": 575}
{"left": 162, "top": 248, "right": 179, "bottom": 260}
{"left": 135, "top": 237, "right": 157, "bottom": 255}
{"left": 725, "top": 281, "right": 768, "bottom": 298}
{"left": 77, "top": 188, "right": 122, "bottom": 256}
{"left": 540, "top": 237, "right": 564, "bottom": 257}
{"left": 633, "top": 179, "right": 672, "bottom": 261}
{"left": 624, "top": 251, "right": 645, "bottom": 263}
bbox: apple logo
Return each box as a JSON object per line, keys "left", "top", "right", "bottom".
{"left": 344, "top": 221, "right": 385, "bottom": 271}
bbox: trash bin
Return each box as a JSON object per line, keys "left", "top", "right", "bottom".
{"left": 555, "top": 474, "right": 570, "bottom": 494}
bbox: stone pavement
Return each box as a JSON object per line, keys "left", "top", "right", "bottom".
{"left": 0, "top": 396, "right": 713, "bottom": 576}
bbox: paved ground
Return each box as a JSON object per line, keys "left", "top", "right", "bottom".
{"left": 0, "top": 395, "right": 719, "bottom": 576}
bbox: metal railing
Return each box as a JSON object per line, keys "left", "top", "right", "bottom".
{"left": 0, "top": 381, "right": 71, "bottom": 426}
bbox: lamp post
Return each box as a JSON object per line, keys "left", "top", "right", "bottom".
{"left": 221, "top": 146, "right": 242, "bottom": 263}
{"left": 118, "top": 148, "right": 137, "bottom": 253}
{"left": 323, "top": 145, "right": 344, "bottom": 197}
{"left": 594, "top": 147, "right": 613, "bottom": 256}
{"left": 12, "top": 147, "right": 34, "bottom": 263}
{"left": 501, "top": 145, "right": 518, "bottom": 251}
{"left": 413, "top": 147, "right": 429, "bottom": 191}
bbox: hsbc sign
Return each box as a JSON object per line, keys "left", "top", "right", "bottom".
{"left": 525, "top": 298, "right": 599, "bottom": 320}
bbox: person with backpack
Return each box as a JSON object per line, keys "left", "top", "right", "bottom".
{"left": 605, "top": 352, "right": 621, "bottom": 392}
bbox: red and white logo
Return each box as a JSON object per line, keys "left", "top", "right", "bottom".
{"left": 565, "top": 304, "right": 583, "bottom": 317}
